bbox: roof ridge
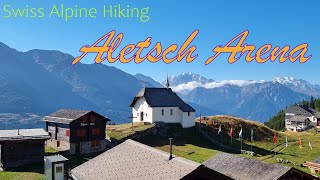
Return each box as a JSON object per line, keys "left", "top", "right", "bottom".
{"left": 125, "top": 139, "right": 200, "bottom": 167}
{"left": 207, "top": 152, "right": 291, "bottom": 170}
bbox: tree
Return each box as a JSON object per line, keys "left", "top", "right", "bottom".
{"left": 301, "top": 99, "right": 309, "bottom": 108}
{"left": 315, "top": 98, "right": 320, "bottom": 110}
{"left": 310, "top": 96, "right": 315, "bottom": 109}
{"left": 264, "top": 111, "right": 285, "bottom": 131}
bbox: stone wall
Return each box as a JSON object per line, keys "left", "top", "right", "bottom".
{"left": 46, "top": 139, "right": 70, "bottom": 152}
{"left": 79, "top": 140, "right": 107, "bottom": 154}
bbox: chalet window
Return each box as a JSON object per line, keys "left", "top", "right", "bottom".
{"left": 170, "top": 109, "right": 173, "bottom": 115}
{"left": 82, "top": 116, "right": 87, "bottom": 123}
{"left": 66, "top": 129, "right": 70, "bottom": 137}
{"left": 77, "top": 129, "right": 86, "bottom": 137}
{"left": 91, "top": 140, "right": 100, "bottom": 148}
{"left": 91, "top": 128, "right": 100, "bottom": 136}
{"left": 161, "top": 109, "right": 164, "bottom": 116}
{"left": 188, "top": 112, "right": 190, "bottom": 116}
{"left": 90, "top": 115, "right": 95, "bottom": 123}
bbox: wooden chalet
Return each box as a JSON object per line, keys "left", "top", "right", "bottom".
{"left": 0, "top": 129, "right": 50, "bottom": 170}
{"left": 43, "top": 109, "right": 110, "bottom": 154}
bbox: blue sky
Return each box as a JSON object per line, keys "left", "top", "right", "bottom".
{"left": 0, "top": 0, "right": 319, "bottom": 83}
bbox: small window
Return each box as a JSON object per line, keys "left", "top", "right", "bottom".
{"left": 91, "top": 128, "right": 100, "bottom": 136}
{"left": 188, "top": 112, "right": 190, "bottom": 116}
{"left": 82, "top": 116, "right": 87, "bottom": 123}
{"left": 91, "top": 140, "right": 100, "bottom": 148}
{"left": 77, "top": 129, "right": 86, "bottom": 137}
{"left": 56, "top": 166, "right": 63, "bottom": 173}
{"left": 90, "top": 115, "right": 95, "bottom": 123}
{"left": 161, "top": 109, "right": 164, "bottom": 116}
{"left": 137, "top": 113, "right": 139, "bottom": 116}
{"left": 66, "top": 129, "right": 70, "bottom": 137}
{"left": 57, "top": 141, "right": 60, "bottom": 147}
{"left": 146, "top": 113, "right": 147, "bottom": 117}
{"left": 170, "top": 109, "right": 173, "bottom": 115}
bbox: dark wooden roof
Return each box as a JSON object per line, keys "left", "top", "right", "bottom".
{"left": 284, "top": 106, "right": 315, "bottom": 117}
{"left": 130, "top": 88, "right": 195, "bottom": 112}
{"left": 43, "top": 109, "right": 110, "bottom": 124}
{"left": 203, "top": 152, "right": 295, "bottom": 180}
{"left": 0, "top": 129, "right": 50, "bottom": 141}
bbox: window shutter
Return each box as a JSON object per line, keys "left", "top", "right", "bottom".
{"left": 90, "top": 115, "right": 95, "bottom": 123}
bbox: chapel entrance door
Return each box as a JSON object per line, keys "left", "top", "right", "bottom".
{"left": 140, "top": 112, "right": 144, "bottom": 121}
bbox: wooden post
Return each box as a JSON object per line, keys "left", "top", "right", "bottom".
{"left": 128, "top": 114, "right": 137, "bottom": 131}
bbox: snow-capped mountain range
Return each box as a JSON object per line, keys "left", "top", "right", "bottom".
{"left": 0, "top": 41, "right": 318, "bottom": 128}
{"left": 166, "top": 73, "right": 320, "bottom": 97}
{"left": 156, "top": 73, "right": 318, "bottom": 121}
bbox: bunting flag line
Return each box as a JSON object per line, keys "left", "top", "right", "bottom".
{"left": 273, "top": 132, "right": 277, "bottom": 144}
{"left": 298, "top": 137, "right": 302, "bottom": 148}
{"left": 285, "top": 136, "right": 288, "bottom": 148}
{"left": 309, "top": 141, "right": 313, "bottom": 150}
{"left": 218, "top": 124, "right": 221, "bottom": 134}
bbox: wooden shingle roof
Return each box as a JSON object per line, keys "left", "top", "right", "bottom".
{"left": 70, "top": 139, "right": 200, "bottom": 180}
{"left": 130, "top": 88, "right": 195, "bottom": 112}
{"left": 203, "top": 152, "right": 292, "bottom": 180}
{"left": 43, "top": 109, "right": 110, "bottom": 124}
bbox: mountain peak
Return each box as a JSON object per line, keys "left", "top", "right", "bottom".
{"left": 167, "top": 73, "right": 214, "bottom": 86}
{"left": 272, "top": 76, "right": 297, "bottom": 83}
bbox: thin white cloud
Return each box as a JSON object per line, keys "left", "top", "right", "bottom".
{"left": 172, "top": 80, "right": 265, "bottom": 93}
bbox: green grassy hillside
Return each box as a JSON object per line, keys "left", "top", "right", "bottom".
{"left": 196, "top": 116, "right": 320, "bottom": 174}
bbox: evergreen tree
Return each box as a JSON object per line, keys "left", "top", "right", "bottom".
{"left": 315, "top": 98, "right": 320, "bottom": 110}
{"left": 264, "top": 111, "right": 285, "bottom": 131}
{"left": 301, "top": 99, "right": 309, "bottom": 108}
{"left": 310, "top": 96, "right": 315, "bottom": 109}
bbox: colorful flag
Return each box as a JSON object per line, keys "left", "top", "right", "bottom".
{"left": 309, "top": 141, "right": 313, "bottom": 150}
{"left": 218, "top": 124, "right": 221, "bottom": 134}
{"left": 239, "top": 128, "right": 243, "bottom": 139}
{"left": 285, "top": 136, "right": 288, "bottom": 148}
{"left": 273, "top": 132, "right": 277, "bottom": 144}
{"left": 229, "top": 127, "right": 233, "bottom": 144}
{"left": 251, "top": 128, "right": 253, "bottom": 141}
{"left": 298, "top": 137, "right": 302, "bottom": 148}
{"left": 229, "top": 128, "right": 233, "bottom": 137}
